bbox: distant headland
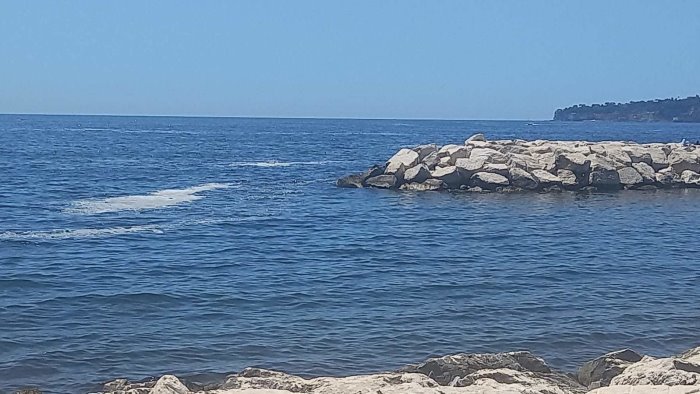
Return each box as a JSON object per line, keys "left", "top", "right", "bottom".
{"left": 554, "top": 96, "right": 700, "bottom": 122}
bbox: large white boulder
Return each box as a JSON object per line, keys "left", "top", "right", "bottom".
{"left": 404, "top": 164, "right": 431, "bottom": 183}
{"left": 151, "top": 375, "right": 190, "bottom": 394}
{"left": 386, "top": 148, "right": 419, "bottom": 174}
{"left": 509, "top": 167, "right": 539, "bottom": 190}
{"left": 632, "top": 162, "right": 656, "bottom": 184}
{"left": 668, "top": 149, "right": 700, "bottom": 174}
{"left": 555, "top": 152, "right": 590, "bottom": 176}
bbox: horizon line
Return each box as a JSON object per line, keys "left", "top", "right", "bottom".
{"left": 0, "top": 112, "right": 548, "bottom": 122}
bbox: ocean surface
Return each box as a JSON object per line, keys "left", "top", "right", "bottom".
{"left": 2, "top": 115, "right": 700, "bottom": 393}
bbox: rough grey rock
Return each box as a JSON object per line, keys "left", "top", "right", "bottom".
{"left": 604, "top": 148, "right": 633, "bottom": 169}
{"left": 589, "top": 155, "right": 620, "bottom": 188}
{"left": 455, "top": 156, "right": 487, "bottom": 173}
{"left": 465, "top": 133, "right": 486, "bottom": 143}
{"left": 531, "top": 169, "right": 561, "bottom": 186}
{"left": 590, "top": 385, "right": 700, "bottom": 393}
{"left": 470, "top": 147, "right": 509, "bottom": 164}
{"left": 431, "top": 166, "right": 466, "bottom": 188}
{"left": 483, "top": 162, "right": 511, "bottom": 177}
{"left": 668, "top": 150, "right": 700, "bottom": 174}
{"left": 510, "top": 167, "right": 540, "bottom": 190}
{"left": 647, "top": 146, "right": 670, "bottom": 171}
{"left": 555, "top": 152, "right": 591, "bottom": 176}
{"left": 365, "top": 174, "right": 399, "bottom": 189}
{"left": 400, "top": 179, "right": 445, "bottom": 191}
{"left": 617, "top": 167, "right": 644, "bottom": 187}
{"left": 655, "top": 167, "right": 680, "bottom": 187}
{"left": 399, "top": 351, "right": 551, "bottom": 384}
{"left": 438, "top": 144, "right": 471, "bottom": 165}
{"left": 414, "top": 144, "right": 438, "bottom": 161}
{"left": 386, "top": 148, "right": 420, "bottom": 174}
{"left": 151, "top": 375, "right": 191, "bottom": 394}
{"left": 622, "top": 146, "right": 653, "bottom": 165}
{"left": 422, "top": 151, "right": 440, "bottom": 170}
{"left": 610, "top": 356, "right": 700, "bottom": 386}
{"left": 403, "top": 164, "right": 431, "bottom": 184}
{"left": 577, "top": 349, "right": 643, "bottom": 389}
{"left": 557, "top": 169, "right": 580, "bottom": 189}
{"left": 632, "top": 162, "right": 656, "bottom": 184}
{"left": 470, "top": 172, "right": 510, "bottom": 190}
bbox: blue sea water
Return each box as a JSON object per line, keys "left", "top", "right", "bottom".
{"left": 1, "top": 115, "right": 700, "bottom": 393}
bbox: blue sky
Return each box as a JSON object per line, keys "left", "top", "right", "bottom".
{"left": 1, "top": 0, "right": 699, "bottom": 119}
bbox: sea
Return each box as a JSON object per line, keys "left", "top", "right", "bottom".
{"left": 1, "top": 115, "right": 700, "bottom": 393}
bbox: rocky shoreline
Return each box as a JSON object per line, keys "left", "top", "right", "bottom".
{"left": 337, "top": 134, "right": 700, "bottom": 192}
{"left": 14, "top": 345, "right": 700, "bottom": 393}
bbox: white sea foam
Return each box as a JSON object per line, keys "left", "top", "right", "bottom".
{"left": 66, "top": 183, "right": 233, "bottom": 214}
{"left": 0, "top": 225, "right": 164, "bottom": 240}
{"left": 229, "top": 160, "right": 344, "bottom": 168}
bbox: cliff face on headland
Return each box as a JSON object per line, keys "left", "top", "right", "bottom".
{"left": 554, "top": 96, "right": 700, "bottom": 122}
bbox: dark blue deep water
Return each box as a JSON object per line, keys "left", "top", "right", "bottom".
{"left": 2, "top": 115, "right": 700, "bottom": 393}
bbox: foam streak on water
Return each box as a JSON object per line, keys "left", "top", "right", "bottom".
{"left": 66, "top": 183, "right": 233, "bottom": 214}
{"left": 0, "top": 225, "right": 163, "bottom": 240}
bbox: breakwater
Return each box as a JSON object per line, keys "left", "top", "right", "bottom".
{"left": 338, "top": 134, "right": 700, "bottom": 192}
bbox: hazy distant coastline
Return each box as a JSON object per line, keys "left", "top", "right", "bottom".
{"left": 554, "top": 96, "right": 700, "bottom": 122}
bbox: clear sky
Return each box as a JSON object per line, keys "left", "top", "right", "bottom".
{"left": 1, "top": 0, "right": 699, "bottom": 120}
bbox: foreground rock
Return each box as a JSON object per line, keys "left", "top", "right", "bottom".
{"left": 338, "top": 135, "right": 700, "bottom": 192}
{"left": 95, "top": 351, "right": 584, "bottom": 394}
{"left": 65, "top": 345, "right": 700, "bottom": 394}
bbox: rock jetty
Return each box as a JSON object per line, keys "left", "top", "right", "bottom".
{"left": 337, "top": 134, "right": 700, "bottom": 192}
{"left": 16, "top": 345, "right": 694, "bottom": 394}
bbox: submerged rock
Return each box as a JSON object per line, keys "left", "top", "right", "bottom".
{"left": 365, "top": 174, "right": 399, "bottom": 189}
{"left": 336, "top": 165, "right": 384, "bottom": 188}
{"left": 401, "top": 179, "right": 445, "bottom": 191}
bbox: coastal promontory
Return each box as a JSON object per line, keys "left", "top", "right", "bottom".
{"left": 553, "top": 96, "right": 700, "bottom": 122}
{"left": 337, "top": 134, "right": 700, "bottom": 192}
